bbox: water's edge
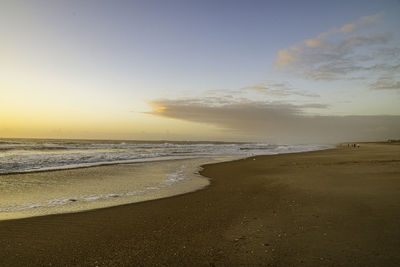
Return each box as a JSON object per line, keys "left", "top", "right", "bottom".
{"left": 0, "top": 146, "right": 334, "bottom": 221}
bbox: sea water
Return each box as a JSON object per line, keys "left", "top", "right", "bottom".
{"left": 0, "top": 139, "right": 330, "bottom": 220}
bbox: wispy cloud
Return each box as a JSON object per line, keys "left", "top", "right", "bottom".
{"left": 370, "top": 77, "right": 400, "bottom": 90}
{"left": 202, "top": 80, "right": 320, "bottom": 101}
{"left": 274, "top": 12, "right": 400, "bottom": 86}
{"left": 243, "top": 81, "right": 320, "bottom": 97}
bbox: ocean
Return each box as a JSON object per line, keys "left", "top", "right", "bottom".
{"left": 0, "top": 138, "right": 330, "bottom": 220}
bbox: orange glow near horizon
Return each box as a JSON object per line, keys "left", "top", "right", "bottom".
{"left": 0, "top": 98, "right": 226, "bottom": 140}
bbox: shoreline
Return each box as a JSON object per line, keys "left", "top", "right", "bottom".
{"left": 0, "top": 143, "right": 399, "bottom": 266}
{"left": 0, "top": 142, "right": 331, "bottom": 176}
{"left": 0, "top": 155, "right": 205, "bottom": 176}
{"left": 0, "top": 150, "right": 321, "bottom": 222}
{"left": 0, "top": 157, "right": 216, "bottom": 221}
{"left": 0, "top": 147, "right": 331, "bottom": 221}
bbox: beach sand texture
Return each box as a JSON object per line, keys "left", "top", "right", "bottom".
{"left": 0, "top": 143, "right": 399, "bottom": 266}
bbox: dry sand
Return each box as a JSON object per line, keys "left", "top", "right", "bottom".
{"left": 0, "top": 143, "right": 399, "bottom": 266}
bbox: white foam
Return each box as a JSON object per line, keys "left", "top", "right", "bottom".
{"left": 0, "top": 143, "right": 333, "bottom": 219}
{"left": 0, "top": 139, "right": 332, "bottom": 174}
{"left": 0, "top": 163, "right": 197, "bottom": 214}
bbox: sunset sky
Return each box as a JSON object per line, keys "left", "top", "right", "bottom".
{"left": 1, "top": 0, "right": 399, "bottom": 143}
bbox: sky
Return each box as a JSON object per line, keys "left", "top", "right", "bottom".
{"left": 1, "top": 0, "right": 399, "bottom": 143}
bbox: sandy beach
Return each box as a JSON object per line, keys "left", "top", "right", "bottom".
{"left": 0, "top": 143, "right": 399, "bottom": 266}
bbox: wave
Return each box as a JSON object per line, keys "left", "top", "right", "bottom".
{"left": 0, "top": 139, "right": 332, "bottom": 175}
{"left": 0, "top": 163, "right": 193, "bottom": 213}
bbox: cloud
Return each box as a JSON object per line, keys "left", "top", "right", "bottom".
{"left": 204, "top": 89, "right": 241, "bottom": 95}
{"left": 304, "top": 39, "right": 327, "bottom": 48}
{"left": 275, "top": 49, "right": 297, "bottom": 67}
{"left": 194, "top": 81, "right": 320, "bottom": 103}
{"left": 274, "top": 12, "right": 400, "bottom": 85}
{"left": 275, "top": 12, "right": 384, "bottom": 66}
{"left": 146, "top": 98, "right": 400, "bottom": 143}
{"left": 357, "top": 12, "right": 383, "bottom": 26}
{"left": 340, "top": 33, "right": 391, "bottom": 48}
{"left": 339, "top": 24, "right": 355, "bottom": 34}
{"left": 370, "top": 77, "right": 400, "bottom": 90}
{"left": 243, "top": 81, "right": 319, "bottom": 97}
{"left": 316, "top": 12, "right": 383, "bottom": 38}
{"left": 299, "top": 103, "right": 328, "bottom": 109}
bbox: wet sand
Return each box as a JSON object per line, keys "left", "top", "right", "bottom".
{"left": 0, "top": 143, "right": 399, "bottom": 266}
